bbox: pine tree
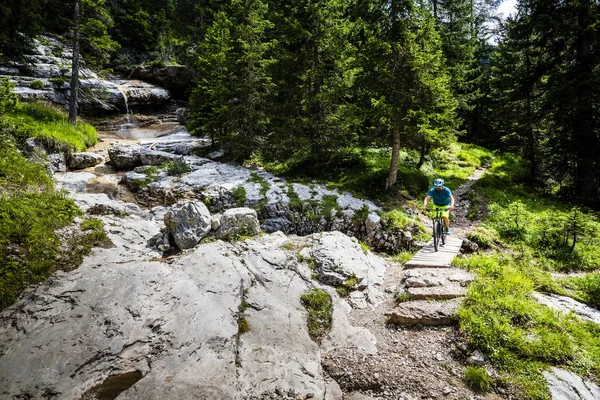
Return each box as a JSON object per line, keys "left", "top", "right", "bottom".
{"left": 353, "top": 0, "right": 458, "bottom": 188}
{"left": 264, "top": 0, "right": 359, "bottom": 167}
{"left": 189, "top": 0, "right": 276, "bottom": 160}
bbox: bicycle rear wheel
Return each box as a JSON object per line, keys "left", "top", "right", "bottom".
{"left": 433, "top": 220, "right": 440, "bottom": 251}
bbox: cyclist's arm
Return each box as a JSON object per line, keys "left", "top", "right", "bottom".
{"left": 449, "top": 195, "right": 455, "bottom": 210}
{"left": 423, "top": 195, "right": 432, "bottom": 209}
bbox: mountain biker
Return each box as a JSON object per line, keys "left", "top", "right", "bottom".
{"left": 422, "top": 178, "right": 455, "bottom": 234}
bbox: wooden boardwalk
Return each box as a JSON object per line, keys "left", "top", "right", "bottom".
{"left": 404, "top": 236, "right": 463, "bottom": 268}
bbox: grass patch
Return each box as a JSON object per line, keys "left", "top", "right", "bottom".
{"left": 232, "top": 186, "right": 247, "bottom": 207}
{"left": 300, "top": 288, "right": 332, "bottom": 343}
{"left": 464, "top": 366, "right": 493, "bottom": 393}
{"left": 389, "top": 250, "right": 414, "bottom": 264}
{"left": 559, "top": 273, "right": 600, "bottom": 309}
{"left": 455, "top": 253, "right": 600, "bottom": 399}
{"left": 2, "top": 101, "right": 97, "bottom": 152}
{"left": 0, "top": 135, "right": 81, "bottom": 309}
{"left": 335, "top": 274, "right": 360, "bottom": 297}
{"left": 58, "top": 218, "right": 112, "bottom": 270}
{"left": 470, "top": 153, "right": 600, "bottom": 271}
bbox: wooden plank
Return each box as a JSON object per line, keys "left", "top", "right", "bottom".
{"left": 404, "top": 237, "right": 463, "bottom": 268}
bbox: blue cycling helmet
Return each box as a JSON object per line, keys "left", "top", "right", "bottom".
{"left": 434, "top": 178, "right": 444, "bottom": 187}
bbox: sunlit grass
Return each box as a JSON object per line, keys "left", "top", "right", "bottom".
{"left": 455, "top": 253, "right": 600, "bottom": 399}
{"left": 3, "top": 102, "right": 97, "bottom": 152}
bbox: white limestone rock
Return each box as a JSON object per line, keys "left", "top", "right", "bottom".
{"left": 164, "top": 201, "right": 212, "bottom": 250}
{"left": 311, "top": 231, "right": 387, "bottom": 305}
{"left": 215, "top": 207, "right": 260, "bottom": 239}
{"left": 54, "top": 171, "right": 97, "bottom": 193}
{"left": 108, "top": 143, "right": 142, "bottom": 170}
{"left": 68, "top": 152, "right": 104, "bottom": 170}
{"left": 543, "top": 367, "right": 600, "bottom": 400}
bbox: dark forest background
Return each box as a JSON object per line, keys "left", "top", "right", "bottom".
{"left": 1, "top": 0, "right": 599, "bottom": 206}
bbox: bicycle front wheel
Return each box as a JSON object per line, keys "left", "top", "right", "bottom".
{"left": 433, "top": 220, "right": 440, "bottom": 251}
{"left": 440, "top": 223, "right": 446, "bottom": 245}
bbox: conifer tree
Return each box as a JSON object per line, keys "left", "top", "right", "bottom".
{"left": 353, "top": 0, "right": 458, "bottom": 188}
{"left": 189, "top": 0, "right": 276, "bottom": 160}
{"left": 265, "top": 0, "right": 359, "bottom": 167}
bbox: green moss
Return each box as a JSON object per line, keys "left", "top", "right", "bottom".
{"left": 300, "top": 289, "right": 332, "bottom": 343}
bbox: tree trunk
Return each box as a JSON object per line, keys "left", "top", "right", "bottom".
{"left": 385, "top": 127, "right": 401, "bottom": 189}
{"left": 416, "top": 141, "right": 427, "bottom": 168}
{"left": 68, "top": 0, "right": 80, "bottom": 125}
{"left": 573, "top": 1, "right": 598, "bottom": 204}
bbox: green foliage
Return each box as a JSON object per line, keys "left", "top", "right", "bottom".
{"left": 0, "top": 139, "right": 81, "bottom": 309}
{"left": 49, "top": 77, "right": 68, "bottom": 86}
{"left": 352, "top": 204, "right": 371, "bottom": 222}
{"left": 81, "top": 218, "right": 108, "bottom": 242}
{"left": 456, "top": 254, "right": 600, "bottom": 399}
{"left": 389, "top": 251, "right": 414, "bottom": 265}
{"left": 2, "top": 102, "right": 98, "bottom": 152}
{"left": 300, "top": 288, "right": 332, "bottom": 343}
{"left": 358, "top": 241, "right": 369, "bottom": 254}
{"left": 395, "top": 291, "right": 411, "bottom": 303}
{"left": 336, "top": 274, "right": 360, "bottom": 297}
{"left": 238, "top": 299, "right": 251, "bottom": 335}
{"left": 474, "top": 154, "right": 600, "bottom": 271}
{"left": 30, "top": 80, "right": 45, "bottom": 89}
{"left": 79, "top": 0, "right": 120, "bottom": 69}
{"left": 466, "top": 226, "right": 498, "bottom": 250}
{"left": 561, "top": 273, "right": 600, "bottom": 309}
{"left": 0, "top": 79, "right": 19, "bottom": 114}
{"left": 463, "top": 366, "right": 493, "bottom": 393}
{"left": 0, "top": 0, "right": 44, "bottom": 59}
{"left": 162, "top": 159, "right": 190, "bottom": 176}
{"left": 232, "top": 186, "right": 247, "bottom": 207}
{"left": 380, "top": 210, "right": 416, "bottom": 231}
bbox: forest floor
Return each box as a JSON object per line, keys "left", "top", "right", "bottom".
{"left": 322, "top": 163, "right": 506, "bottom": 400}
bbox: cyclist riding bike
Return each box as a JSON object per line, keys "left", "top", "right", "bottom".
{"left": 422, "top": 178, "right": 455, "bottom": 234}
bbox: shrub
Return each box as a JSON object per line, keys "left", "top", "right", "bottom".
{"left": 0, "top": 78, "right": 18, "bottom": 114}
{"left": 30, "top": 80, "right": 45, "bottom": 89}
{"left": 163, "top": 159, "right": 190, "bottom": 176}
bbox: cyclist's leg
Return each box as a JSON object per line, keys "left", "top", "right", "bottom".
{"left": 436, "top": 205, "right": 450, "bottom": 228}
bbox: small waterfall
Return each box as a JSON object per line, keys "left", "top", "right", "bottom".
{"left": 117, "top": 83, "right": 135, "bottom": 130}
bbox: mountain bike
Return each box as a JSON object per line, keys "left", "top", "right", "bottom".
{"left": 427, "top": 205, "right": 450, "bottom": 251}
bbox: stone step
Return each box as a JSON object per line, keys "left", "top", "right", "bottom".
{"left": 406, "top": 285, "right": 468, "bottom": 300}
{"left": 386, "top": 298, "right": 462, "bottom": 325}
{"left": 402, "top": 267, "right": 474, "bottom": 289}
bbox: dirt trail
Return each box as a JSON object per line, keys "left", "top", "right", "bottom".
{"left": 324, "top": 163, "right": 497, "bottom": 400}
{"left": 450, "top": 164, "right": 489, "bottom": 239}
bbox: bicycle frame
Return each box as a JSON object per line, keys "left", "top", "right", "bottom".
{"left": 427, "top": 206, "right": 450, "bottom": 251}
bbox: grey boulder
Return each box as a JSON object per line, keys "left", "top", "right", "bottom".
{"left": 164, "top": 201, "right": 212, "bottom": 250}
{"left": 68, "top": 152, "right": 104, "bottom": 170}
{"left": 215, "top": 207, "right": 261, "bottom": 239}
